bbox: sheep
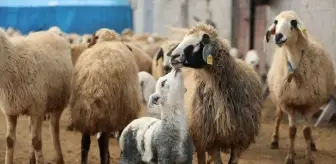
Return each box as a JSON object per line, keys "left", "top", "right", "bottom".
{"left": 88, "top": 28, "right": 153, "bottom": 73}
{"left": 169, "top": 23, "right": 263, "bottom": 164}
{"left": 81, "top": 34, "right": 92, "bottom": 43}
{"left": 67, "top": 33, "right": 82, "bottom": 44}
{"left": 265, "top": 10, "right": 335, "bottom": 164}
{"left": 244, "top": 49, "right": 260, "bottom": 72}
{"left": 0, "top": 29, "right": 72, "bottom": 164}
{"left": 138, "top": 71, "right": 161, "bottom": 119}
{"left": 70, "top": 43, "right": 89, "bottom": 65}
{"left": 119, "top": 68, "right": 194, "bottom": 164}
{"left": 229, "top": 47, "right": 239, "bottom": 58}
{"left": 152, "top": 40, "right": 180, "bottom": 80}
{"left": 69, "top": 41, "right": 141, "bottom": 164}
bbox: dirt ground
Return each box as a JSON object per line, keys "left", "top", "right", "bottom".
{"left": 0, "top": 99, "right": 336, "bottom": 164}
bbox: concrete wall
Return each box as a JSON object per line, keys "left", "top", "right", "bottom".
{"left": 264, "top": 0, "right": 336, "bottom": 69}
{"left": 134, "top": 0, "right": 232, "bottom": 39}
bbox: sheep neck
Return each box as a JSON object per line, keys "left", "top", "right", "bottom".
{"left": 283, "top": 43, "right": 305, "bottom": 73}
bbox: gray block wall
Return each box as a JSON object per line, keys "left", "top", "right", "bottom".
{"left": 133, "top": 0, "right": 232, "bottom": 39}
{"left": 265, "top": 0, "right": 336, "bottom": 70}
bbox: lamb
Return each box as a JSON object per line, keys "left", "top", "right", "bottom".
{"left": 169, "top": 23, "right": 262, "bottom": 164}
{"left": 119, "top": 68, "right": 194, "bottom": 164}
{"left": 69, "top": 41, "right": 141, "bottom": 164}
{"left": 0, "top": 29, "right": 72, "bottom": 164}
{"left": 244, "top": 49, "right": 260, "bottom": 72}
{"left": 265, "top": 10, "right": 335, "bottom": 164}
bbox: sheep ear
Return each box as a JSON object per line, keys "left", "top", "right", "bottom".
{"left": 88, "top": 33, "right": 98, "bottom": 48}
{"left": 166, "top": 44, "right": 179, "bottom": 57}
{"left": 154, "top": 48, "right": 164, "bottom": 66}
{"left": 265, "top": 23, "right": 276, "bottom": 43}
{"left": 292, "top": 19, "right": 308, "bottom": 40}
{"left": 202, "top": 34, "right": 215, "bottom": 65}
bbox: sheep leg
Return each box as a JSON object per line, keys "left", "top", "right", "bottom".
{"left": 228, "top": 147, "right": 241, "bottom": 164}
{"left": 98, "top": 132, "right": 110, "bottom": 164}
{"left": 207, "top": 148, "right": 223, "bottom": 164}
{"left": 81, "top": 133, "right": 91, "bottom": 164}
{"left": 285, "top": 113, "right": 296, "bottom": 164}
{"left": 5, "top": 115, "right": 17, "bottom": 164}
{"left": 49, "top": 111, "right": 64, "bottom": 164}
{"left": 196, "top": 150, "right": 206, "bottom": 164}
{"left": 303, "top": 112, "right": 316, "bottom": 164}
{"left": 29, "top": 115, "right": 44, "bottom": 164}
{"left": 270, "top": 106, "right": 283, "bottom": 149}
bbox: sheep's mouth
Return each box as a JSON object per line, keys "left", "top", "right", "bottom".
{"left": 276, "top": 39, "right": 287, "bottom": 47}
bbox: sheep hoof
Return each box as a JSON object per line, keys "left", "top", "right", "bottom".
{"left": 311, "top": 143, "right": 317, "bottom": 151}
{"left": 305, "top": 157, "right": 314, "bottom": 164}
{"left": 66, "top": 124, "right": 75, "bottom": 131}
{"left": 284, "top": 155, "right": 294, "bottom": 164}
{"left": 54, "top": 157, "right": 65, "bottom": 164}
{"left": 270, "top": 141, "right": 279, "bottom": 149}
{"left": 29, "top": 158, "right": 36, "bottom": 164}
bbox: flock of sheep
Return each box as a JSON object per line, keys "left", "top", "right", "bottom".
{"left": 0, "top": 10, "right": 334, "bottom": 164}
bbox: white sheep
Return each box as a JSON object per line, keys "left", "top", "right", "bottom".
{"left": 265, "top": 10, "right": 335, "bottom": 164}
{"left": 119, "top": 68, "right": 194, "bottom": 164}
{"left": 138, "top": 71, "right": 161, "bottom": 118}
{"left": 230, "top": 47, "right": 239, "bottom": 58}
{"left": 0, "top": 29, "right": 72, "bottom": 164}
{"left": 244, "top": 49, "right": 260, "bottom": 72}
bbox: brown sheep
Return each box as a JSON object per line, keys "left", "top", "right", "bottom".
{"left": 0, "top": 29, "right": 72, "bottom": 164}
{"left": 88, "top": 28, "right": 152, "bottom": 73}
{"left": 265, "top": 11, "right": 335, "bottom": 164}
{"left": 151, "top": 40, "right": 180, "bottom": 80}
{"left": 69, "top": 41, "right": 141, "bottom": 164}
{"left": 169, "top": 23, "right": 262, "bottom": 164}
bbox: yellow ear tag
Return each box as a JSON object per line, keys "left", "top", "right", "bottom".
{"left": 301, "top": 28, "right": 307, "bottom": 36}
{"left": 207, "top": 55, "right": 213, "bottom": 65}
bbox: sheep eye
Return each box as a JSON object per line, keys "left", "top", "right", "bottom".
{"left": 274, "top": 20, "right": 278, "bottom": 25}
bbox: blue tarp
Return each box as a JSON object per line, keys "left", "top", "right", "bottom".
{"left": 0, "top": 0, "right": 133, "bottom": 34}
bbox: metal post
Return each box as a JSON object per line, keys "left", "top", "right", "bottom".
{"left": 181, "top": 0, "right": 189, "bottom": 28}
{"left": 249, "top": 0, "right": 256, "bottom": 49}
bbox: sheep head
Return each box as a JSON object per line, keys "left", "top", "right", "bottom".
{"left": 154, "top": 40, "right": 180, "bottom": 75}
{"left": 169, "top": 23, "right": 221, "bottom": 69}
{"left": 88, "top": 28, "right": 122, "bottom": 47}
{"left": 265, "top": 10, "right": 307, "bottom": 47}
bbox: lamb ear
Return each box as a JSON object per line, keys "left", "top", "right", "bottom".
{"left": 265, "top": 23, "right": 276, "bottom": 43}
{"left": 148, "top": 93, "right": 162, "bottom": 108}
{"left": 166, "top": 44, "right": 179, "bottom": 57}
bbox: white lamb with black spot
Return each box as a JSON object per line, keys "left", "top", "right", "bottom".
{"left": 119, "top": 68, "right": 194, "bottom": 164}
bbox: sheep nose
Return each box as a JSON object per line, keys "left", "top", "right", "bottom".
{"left": 275, "top": 33, "right": 284, "bottom": 44}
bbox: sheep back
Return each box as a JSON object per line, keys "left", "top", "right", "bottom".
{"left": 0, "top": 30, "right": 72, "bottom": 116}
{"left": 69, "top": 42, "right": 141, "bottom": 135}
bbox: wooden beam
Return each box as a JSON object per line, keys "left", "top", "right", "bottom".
{"left": 315, "top": 88, "right": 336, "bottom": 127}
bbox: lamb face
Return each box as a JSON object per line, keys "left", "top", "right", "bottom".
{"left": 265, "top": 10, "right": 307, "bottom": 47}
{"left": 148, "top": 69, "right": 185, "bottom": 107}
